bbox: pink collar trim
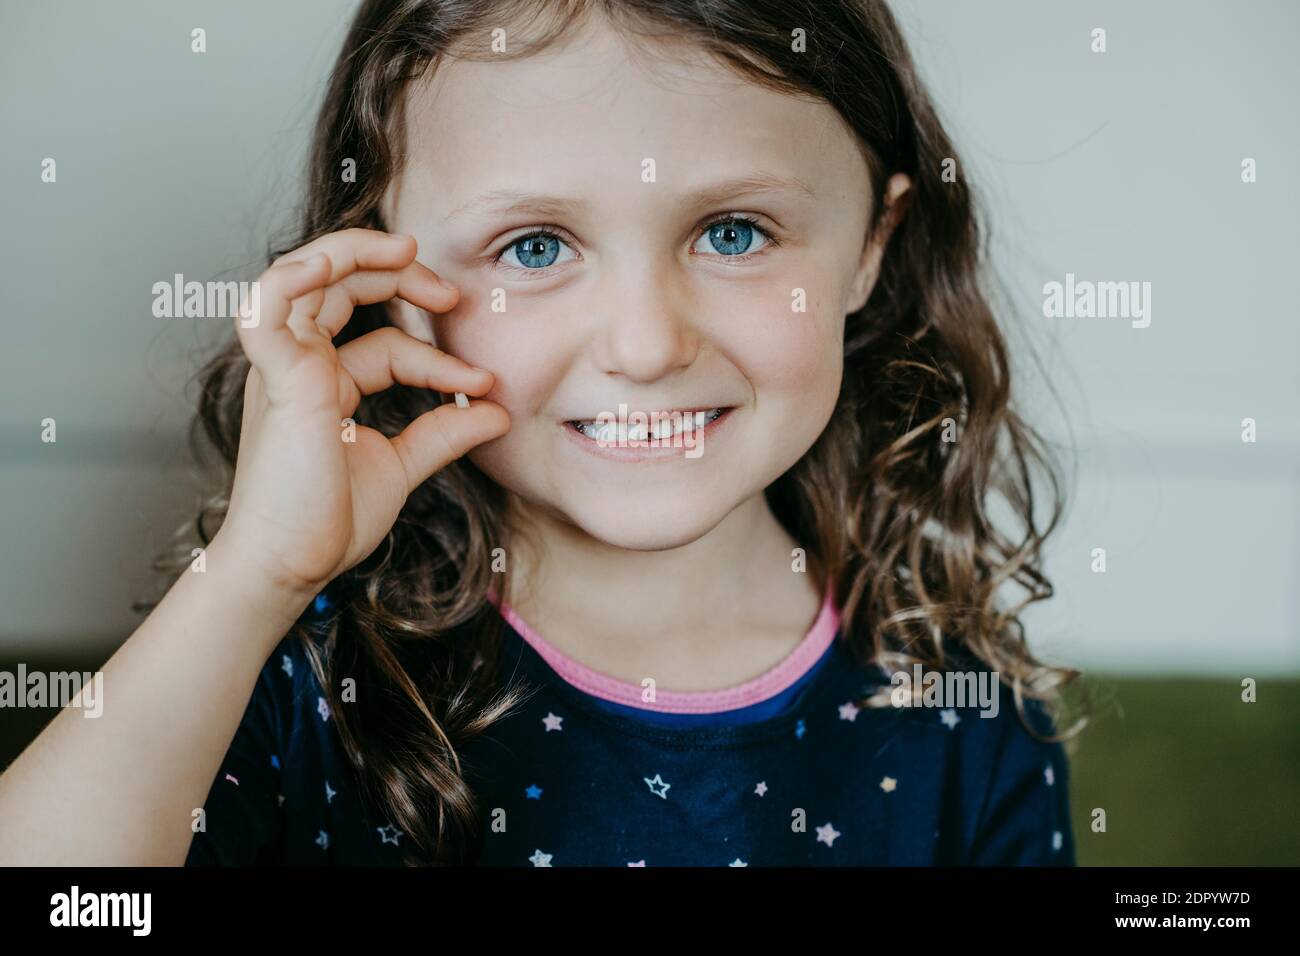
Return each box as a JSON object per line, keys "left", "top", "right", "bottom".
{"left": 488, "top": 589, "right": 841, "bottom": 714}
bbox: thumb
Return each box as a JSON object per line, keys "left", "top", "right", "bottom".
{"left": 389, "top": 399, "right": 510, "bottom": 494}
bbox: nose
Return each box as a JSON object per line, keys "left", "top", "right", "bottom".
{"left": 591, "top": 264, "right": 700, "bottom": 383}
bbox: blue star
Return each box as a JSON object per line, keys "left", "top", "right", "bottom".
{"left": 525, "top": 784, "right": 543, "bottom": 800}
{"left": 795, "top": 718, "right": 806, "bottom": 740}
{"left": 270, "top": 754, "right": 280, "bottom": 770}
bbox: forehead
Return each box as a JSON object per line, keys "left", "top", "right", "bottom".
{"left": 397, "top": 16, "right": 868, "bottom": 215}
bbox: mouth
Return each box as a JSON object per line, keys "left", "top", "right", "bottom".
{"left": 565, "top": 407, "right": 730, "bottom": 444}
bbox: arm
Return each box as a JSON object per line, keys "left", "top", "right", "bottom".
{"left": 0, "top": 534, "right": 314, "bottom": 866}
{"left": 0, "top": 230, "right": 507, "bottom": 866}
{"left": 967, "top": 697, "right": 1076, "bottom": 866}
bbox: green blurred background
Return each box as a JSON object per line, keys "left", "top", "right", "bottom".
{"left": 1066, "top": 677, "right": 1299, "bottom": 865}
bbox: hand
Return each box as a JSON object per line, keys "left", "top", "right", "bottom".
{"left": 216, "top": 228, "right": 509, "bottom": 597}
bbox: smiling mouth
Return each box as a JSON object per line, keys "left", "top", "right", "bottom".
{"left": 566, "top": 407, "right": 729, "bottom": 443}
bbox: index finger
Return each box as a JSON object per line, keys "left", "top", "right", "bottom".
{"left": 312, "top": 261, "right": 464, "bottom": 338}
{"left": 278, "top": 228, "right": 457, "bottom": 294}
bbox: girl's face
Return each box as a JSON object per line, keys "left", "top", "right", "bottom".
{"left": 387, "top": 16, "right": 889, "bottom": 551}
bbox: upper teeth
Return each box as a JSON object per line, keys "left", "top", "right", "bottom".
{"left": 573, "top": 408, "right": 722, "bottom": 443}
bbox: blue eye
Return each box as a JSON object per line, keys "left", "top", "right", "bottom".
{"left": 499, "top": 229, "right": 572, "bottom": 270}
{"left": 693, "top": 215, "right": 774, "bottom": 258}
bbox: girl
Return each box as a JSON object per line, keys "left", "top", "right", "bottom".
{"left": 0, "top": 0, "right": 1080, "bottom": 866}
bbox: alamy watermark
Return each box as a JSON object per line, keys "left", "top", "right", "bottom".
{"left": 152, "top": 274, "right": 261, "bottom": 326}
{"left": 0, "top": 666, "right": 103, "bottom": 718}
{"left": 1042, "top": 272, "right": 1151, "bottom": 328}
{"left": 573, "top": 403, "right": 712, "bottom": 459}
{"left": 889, "top": 664, "right": 1000, "bottom": 718}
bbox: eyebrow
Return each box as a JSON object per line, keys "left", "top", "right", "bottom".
{"left": 443, "top": 172, "right": 817, "bottom": 223}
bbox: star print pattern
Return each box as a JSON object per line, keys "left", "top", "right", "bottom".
{"left": 643, "top": 774, "right": 671, "bottom": 799}
{"left": 185, "top": 599, "right": 1076, "bottom": 867}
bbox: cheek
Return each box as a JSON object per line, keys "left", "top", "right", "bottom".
{"left": 430, "top": 298, "right": 565, "bottom": 418}
{"left": 703, "top": 270, "right": 844, "bottom": 409}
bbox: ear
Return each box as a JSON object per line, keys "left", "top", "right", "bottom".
{"left": 844, "top": 172, "right": 912, "bottom": 315}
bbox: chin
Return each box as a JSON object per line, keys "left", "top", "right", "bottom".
{"left": 564, "top": 496, "right": 738, "bottom": 552}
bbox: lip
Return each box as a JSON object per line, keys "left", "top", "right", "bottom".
{"left": 559, "top": 406, "right": 736, "bottom": 463}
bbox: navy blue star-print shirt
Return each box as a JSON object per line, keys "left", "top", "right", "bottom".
{"left": 185, "top": 595, "right": 1076, "bottom": 866}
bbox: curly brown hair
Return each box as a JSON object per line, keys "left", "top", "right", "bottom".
{"left": 140, "top": 0, "right": 1083, "bottom": 864}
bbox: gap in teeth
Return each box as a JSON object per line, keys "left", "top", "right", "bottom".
{"left": 571, "top": 408, "right": 723, "bottom": 442}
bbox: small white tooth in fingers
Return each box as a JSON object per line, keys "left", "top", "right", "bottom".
{"left": 454, "top": 392, "right": 470, "bottom": 409}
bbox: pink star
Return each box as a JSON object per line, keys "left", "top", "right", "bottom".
{"left": 816, "top": 822, "right": 841, "bottom": 847}
{"left": 754, "top": 781, "right": 768, "bottom": 796}
{"left": 542, "top": 712, "right": 564, "bottom": 732}
{"left": 838, "top": 701, "right": 860, "bottom": 721}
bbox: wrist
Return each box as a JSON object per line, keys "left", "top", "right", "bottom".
{"left": 200, "top": 532, "right": 323, "bottom": 626}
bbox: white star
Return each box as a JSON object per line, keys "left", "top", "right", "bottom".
{"left": 644, "top": 773, "right": 671, "bottom": 799}
{"left": 939, "top": 708, "right": 960, "bottom": 730}
{"left": 728, "top": 858, "right": 748, "bottom": 867}
{"left": 324, "top": 780, "right": 336, "bottom": 804}
{"left": 880, "top": 776, "right": 897, "bottom": 793}
{"left": 1044, "top": 764, "right": 1055, "bottom": 786}
{"left": 277, "top": 794, "right": 285, "bottom": 807}
{"left": 377, "top": 823, "right": 402, "bottom": 845}
{"left": 627, "top": 860, "right": 645, "bottom": 867}
{"left": 754, "top": 781, "right": 768, "bottom": 797}
{"left": 542, "top": 712, "right": 564, "bottom": 732}
{"left": 1052, "top": 831, "right": 1063, "bottom": 851}
{"left": 317, "top": 696, "right": 331, "bottom": 722}
{"left": 281, "top": 654, "right": 293, "bottom": 678}
{"left": 816, "top": 822, "right": 841, "bottom": 847}
{"left": 316, "top": 830, "right": 329, "bottom": 850}
{"left": 838, "top": 701, "right": 860, "bottom": 722}
{"left": 529, "top": 849, "right": 553, "bottom": 867}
